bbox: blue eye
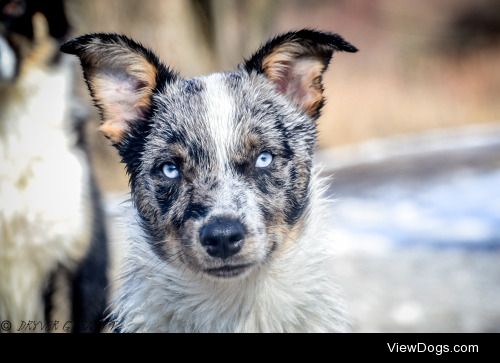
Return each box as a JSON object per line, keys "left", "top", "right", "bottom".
{"left": 162, "top": 163, "right": 180, "bottom": 179}
{"left": 255, "top": 152, "right": 273, "bottom": 168}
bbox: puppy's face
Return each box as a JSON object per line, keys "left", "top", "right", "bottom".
{"left": 133, "top": 73, "right": 316, "bottom": 278}
{"left": 62, "top": 31, "right": 357, "bottom": 278}
{"left": 0, "top": 0, "right": 69, "bottom": 83}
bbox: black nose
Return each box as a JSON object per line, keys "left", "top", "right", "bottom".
{"left": 199, "top": 218, "right": 245, "bottom": 259}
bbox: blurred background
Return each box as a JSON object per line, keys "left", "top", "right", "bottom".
{"left": 67, "top": 0, "right": 500, "bottom": 332}
{"left": 65, "top": 0, "right": 500, "bottom": 188}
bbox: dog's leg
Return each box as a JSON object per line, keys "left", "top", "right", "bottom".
{"left": 43, "top": 266, "right": 73, "bottom": 332}
{"left": 70, "top": 172, "right": 109, "bottom": 333}
{"left": 42, "top": 270, "right": 56, "bottom": 330}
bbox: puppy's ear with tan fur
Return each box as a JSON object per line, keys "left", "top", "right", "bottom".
{"left": 61, "top": 33, "right": 177, "bottom": 145}
{"left": 244, "top": 29, "right": 357, "bottom": 119}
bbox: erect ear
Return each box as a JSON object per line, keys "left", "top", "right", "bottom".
{"left": 244, "top": 29, "right": 357, "bottom": 119}
{"left": 61, "top": 33, "right": 177, "bottom": 144}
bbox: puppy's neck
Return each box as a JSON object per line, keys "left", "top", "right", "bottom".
{"left": 112, "top": 173, "right": 348, "bottom": 332}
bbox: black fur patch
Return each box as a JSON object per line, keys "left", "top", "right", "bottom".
{"left": 182, "top": 203, "right": 210, "bottom": 222}
{"left": 1, "top": 0, "right": 69, "bottom": 41}
{"left": 181, "top": 79, "right": 204, "bottom": 94}
{"left": 156, "top": 183, "right": 181, "bottom": 215}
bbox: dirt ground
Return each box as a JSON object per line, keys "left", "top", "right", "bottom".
{"left": 334, "top": 250, "right": 500, "bottom": 332}
{"left": 324, "top": 124, "right": 500, "bottom": 332}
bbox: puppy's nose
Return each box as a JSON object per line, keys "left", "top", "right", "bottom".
{"left": 199, "top": 218, "right": 245, "bottom": 259}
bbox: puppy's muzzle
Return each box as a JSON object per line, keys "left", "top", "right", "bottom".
{"left": 199, "top": 217, "right": 245, "bottom": 259}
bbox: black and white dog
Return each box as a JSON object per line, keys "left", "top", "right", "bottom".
{"left": 0, "top": 0, "right": 108, "bottom": 332}
{"left": 62, "top": 29, "right": 357, "bottom": 332}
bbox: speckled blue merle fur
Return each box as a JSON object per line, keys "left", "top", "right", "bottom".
{"left": 62, "top": 29, "right": 357, "bottom": 332}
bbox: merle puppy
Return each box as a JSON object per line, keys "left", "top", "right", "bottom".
{"left": 62, "top": 29, "right": 357, "bottom": 332}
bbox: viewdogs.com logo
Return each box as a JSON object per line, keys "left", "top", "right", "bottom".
{"left": 387, "top": 342, "right": 479, "bottom": 355}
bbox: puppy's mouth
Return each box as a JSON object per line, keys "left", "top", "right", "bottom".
{"left": 204, "top": 263, "right": 253, "bottom": 278}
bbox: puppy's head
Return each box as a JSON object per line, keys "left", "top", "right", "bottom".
{"left": 62, "top": 30, "right": 357, "bottom": 278}
{"left": 0, "top": 0, "right": 69, "bottom": 83}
